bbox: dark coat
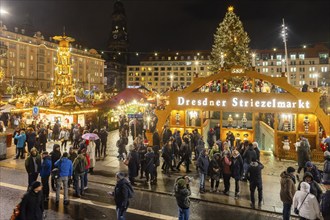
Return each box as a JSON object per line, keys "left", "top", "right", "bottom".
{"left": 50, "top": 149, "right": 61, "bottom": 169}
{"left": 174, "top": 178, "right": 191, "bottom": 209}
{"left": 38, "top": 129, "right": 47, "bottom": 144}
{"left": 297, "top": 139, "right": 310, "bottom": 168}
{"left": 247, "top": 161, "right": 264, "bottom": 184}
{"left": 128, "top": 150, "right": 139, "bottom": 177}
{"left": 162, "top": 129, "right": 172, "bottom": 144}
{"left": 152, "top": 132, "right": 160, "bottom": 147}
{"left": 144, "top": 152, "right": 156, "bottom": 173}
{"left": 298, "top": 172, "right": 323, "bottom": 202}
{"left": 197, "top": 152, "right": 210, "bottom": 174}
{"left": 99, "top": 130, "right": 108, "bottom": 144}
{"left": 231, "top": 154, "right": 243, "bottom": 180}
{"left": 162, "top": 145, "right": 172, "bottom": 162}
{"left": 243, "top": 146, "right": 257, "bottom": 164}
{"left": 18, "top": 190, "right": 44, "bottom": 220}
{"left": 209, "top": 155, "right": 221, "bottom": 181}
{"left": 114, "top": 178, "right": 130, "bottom": 209}
{"left": 25, "top": 154, "right": 41, "bottom": 174}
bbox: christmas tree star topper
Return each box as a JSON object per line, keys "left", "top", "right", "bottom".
{"left": 228, "top": 6, "right": 234, "bottom": 12}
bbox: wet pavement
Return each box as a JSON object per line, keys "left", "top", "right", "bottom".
{"left": 0, "top": 129, "right": 323, "bottom": 219}
{"left": 0, "top": 167, "right": 286, "bottom": 220}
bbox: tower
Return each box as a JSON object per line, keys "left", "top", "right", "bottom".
{"left": 53, "top": 34, "right": 75, "bottom": 104}
{"left": 105, "top": 0, "right": 129, "bottom": 92}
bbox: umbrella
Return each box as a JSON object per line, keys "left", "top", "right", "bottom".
{"left": 82, "top": 133, "right": 99, "bottom": 140}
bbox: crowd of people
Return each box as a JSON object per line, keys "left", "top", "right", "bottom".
{"left": 114, "top": 124, "right": 330, "bottom": 220}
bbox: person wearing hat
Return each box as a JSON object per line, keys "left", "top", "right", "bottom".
{"left": 54, "top": 152, "right": 73, "bottom": 206}
{"left": 19, "top": 181, "right": 44, "bottom": 220}
{"left": 40, "top": 151, "right": 52, "bottom": 201}
{"left": 110, "top": 172, "right": 132, "bottom": 220}
{"left": 280, "top": 167, "right": 296, "bottom": 220}
{"left": 25, "top": 147, "right": 41, "bottom": 188}
{"left": 305, "top": 161, "right": 321, "bottom": 183}
{"left": 298, "top": 172, "right": 323, "bottom": 202}
{"left": 293, "top": 182, "right": 321, "bottom": 220}
{"left": 174, "top": 176, "right": 191, "bottom": 220}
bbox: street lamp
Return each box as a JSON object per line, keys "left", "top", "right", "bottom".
{"left": 314, "top": 73, "right": 319, "bottom": 88}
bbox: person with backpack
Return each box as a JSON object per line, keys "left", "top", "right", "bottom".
{"left": 73, "top": 151, "right": 87, "bottom": 197}
{"left": 110, "top": 172, "right": 134, "bottom": 220}
{"left": 174, "top": 176, "right": 191, "bottom": 220}
{"left": 40, "top": 151, "right": 52, "bottom": 202}
{"left": 18, "top": 181, "right": 44, "bottom": 220}
{"left": 54, "top": 152, "right": 73, "bottom": 206}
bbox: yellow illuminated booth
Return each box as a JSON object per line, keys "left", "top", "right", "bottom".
{"left": 155, "top": 67, "right": 330, "bottom": 162}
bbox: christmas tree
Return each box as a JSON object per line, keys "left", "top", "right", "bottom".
{"left": 211, "top": 6, "right": 251, "bottom": 71}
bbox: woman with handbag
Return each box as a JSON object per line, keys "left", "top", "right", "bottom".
{"left": 293, "top": 182, "right": 322, "bottom": 220}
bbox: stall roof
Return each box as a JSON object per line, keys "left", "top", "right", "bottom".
{"left": 96, "top": 88, "right": 148, "bottom": 109}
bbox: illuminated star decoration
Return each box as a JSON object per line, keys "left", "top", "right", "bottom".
{"left": 228, "top": 6, "right": 234, "bottom": 12}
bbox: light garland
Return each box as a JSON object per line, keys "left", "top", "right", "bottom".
{"left": 10, "top": 107, "right": 98, "bottom": 115}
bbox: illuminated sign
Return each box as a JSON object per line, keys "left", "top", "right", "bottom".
{"left": 177, "top": 97, "right": 310, "bottom": 109}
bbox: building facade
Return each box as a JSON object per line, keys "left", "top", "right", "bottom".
{"left": 0, "top": 27, "right": 105, "bottom": 94}
{"left": 255, "top": 44, "right": 330, "bottom": 90}
{"left": 127, "top": 44, "right": 330, "bottom": 93}
{"left": 127, "top": 51, "right": 213, "bottom": 93}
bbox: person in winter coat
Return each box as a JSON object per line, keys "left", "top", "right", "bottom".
{"left": 231, "top": 150, "right": 243, "bottom": 198}
{"left": 50, "top": 144, "right": 61, "bottom": 191}
{"left": 38, "top": 127, "right": 47, "bottom": 152}
{"left": 93, "top": 129, "right": 101, "bottom": 158}
{"left": 162, "top": 126, "right": 172, "bottom": 145}
{"left": 280, "top": 167, "right": 296, "bottom": 220}
{"left": 87, "top": 139, "right": 96, "bottom": 174}
{"left": 298, "top": 172, "right": 323, "bottom": 202}
{"left": 162, "top": 141, "right": 173, "bottom": 177}
{"left": 207, "top": 128, "right": 215, "bottom": 149}
{"left": 19, "top": 181, "right": 44, "bottom": 220}
{"left": 73, "top": 125, "right": 81, "bottom": 149}
{"left": 197, "top": 148, "right": 210, "bottom": 193}
{"left": 247, "top": 157, "right": 264, "bottom": 209}
{"left": 293, "top": 182, "right": 322, "bottom": 220}
{"left": 320, "top": 189, "right": 330, "bottom": 219}
{"left": 144, "top": 147, "right": 156, "bottom": 184}
{"left": 14, "top": 130, "right": 26, "bottom": 159}
{"left": 99, "top": 128, "right": 108, "bottom": 157}
{"left": 242, "top": 143, "right": 257, "bottom": 180}
{"left": 209, "top": 143, "right": 221, "bottom": 160}
{"left": 252, "top": 142, "right": 260, "bottom": 161}
{"left": 153, "top": 130, "right": 160, "bottom": 148}
{"left": 111, "top": 172, "right": 133, "bottom": 220}
{"left": 26, "top": 128, "right": 37, "bottom": 153}
{"left": 305, "top": 161, "right": 321, "bottom": 183}
{"left": 222, "top": 150, "right": 232, "bottom": 195}
{"left": 127, "top": 144, "right": 139, "bottom": 185}
{"left": 54, "top": 152, "right": 73, "bottom": 205}
{"left": 209, "top": 153, "right": 222, "bottom": 193}
{"left": 68, "top": 147, "right": 78, "bottom": 163}
{"left": 25, "top": 147, "right": 41, "bottom": 188}
{"left": 195, "top": 137, "right": 205, "bottom": 159}
{"left": 59, "top": 127, "right": 70, "bottom": 152}
{"left": 174, "top": 176, "right": 191, "bottom": 220}
{"left": 52, "top": 120, "right": 61, "bottom": 141}
{"left": 297, "top": 137, "right": 310, "bottom": 177}
{"left": 72, "top": 151, "right": 87, "bottom": 197}
{"left": 322, "top": 150, "right": 330, "bottom": 184}
{"left": 176, "top": 136, "right": 191, "bottom": 173}
{"left": 137, "top": 141, "right": 147, "bottom": 179}
{"left": 40, "top": 151, "right": 52, "bottom": 201}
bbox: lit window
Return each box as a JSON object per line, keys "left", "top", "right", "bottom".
{"left": 298, "top": 54, "right": 305, "bottom": 59}
{"left": 276, "top": 55, "right": 282, "bottom": 60}
{"left": 290, "top": 54, "right": 296, "bottom": 60}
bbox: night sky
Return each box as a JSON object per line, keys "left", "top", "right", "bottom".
{"left": 1, "top": 0, "right": 329, "bottom": 53}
